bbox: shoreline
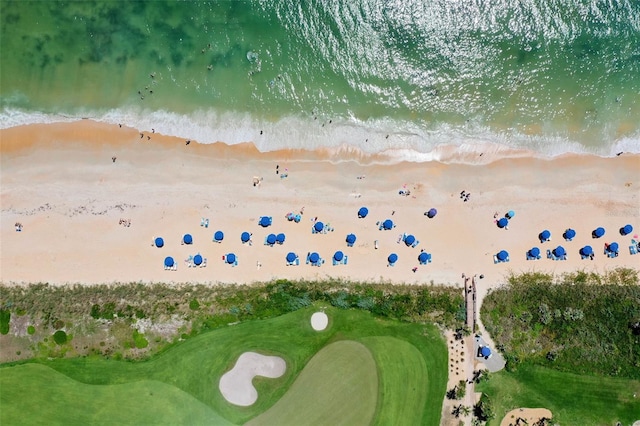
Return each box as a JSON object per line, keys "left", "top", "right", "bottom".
{"left": 1, "top": 120, "right": 639, "bottom": 291}
{"left": 2, "top": 109, "right": 639, "bottom": 165}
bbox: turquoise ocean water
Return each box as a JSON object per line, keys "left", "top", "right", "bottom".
{"left": 1, "top": 0, "right": 639, "bottom": 161}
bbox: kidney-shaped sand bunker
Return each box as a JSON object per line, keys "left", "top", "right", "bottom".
{"left": 219, "top": 352, "right": 286, "bottom": 406}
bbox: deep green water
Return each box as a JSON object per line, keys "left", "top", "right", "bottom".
{"left": 1, "top": 0, "right": 639, "bottom": 158}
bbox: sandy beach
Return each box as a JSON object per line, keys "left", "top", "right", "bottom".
{"left": 1, "top": 121, "right": 639, "bottom": 292}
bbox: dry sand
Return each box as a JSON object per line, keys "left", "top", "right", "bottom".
{"left": 1, "top": 121, "right": 639, "bottom": 291}
{"left": 500, "top": 408, "right": 552, "bottom": 426}
{"left": 219, "top": 352, "right": 286, "bottom": 406}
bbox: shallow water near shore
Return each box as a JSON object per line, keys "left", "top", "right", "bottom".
{"left": 1, "top": 0, "right": 639, "bottom": 159}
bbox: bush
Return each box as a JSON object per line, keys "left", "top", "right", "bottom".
{"left": 27, "top": 325, "right": 36, "bottom": 335}
{"left": 132, "top": 330, "right": 148, "bottom": 349}
{"left": 53, "top": 330, "right": 67, "bottom": 345}
{"left": 189, "top": 299, "right": 200, "bottom": 311}
{"left": 0, "top": 309, "right": 10, "bottom": 335}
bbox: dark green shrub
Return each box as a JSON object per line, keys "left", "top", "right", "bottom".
{"left": 0, "top": 309, "right": 10, "bottom": 335}
{"left": 189, "top": 299, "right": 200, "bottom": 310}
{"left": 53, "top": 330, "right": 67, "bottom": 345}
{"left": 27, "top": 325, "right": 36, "bottom": 335}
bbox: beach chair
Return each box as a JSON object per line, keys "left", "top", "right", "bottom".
{"left": 630, "top": 240, "right": 639, "bottom": 255}
{"left": 546, "top": 249, "right": 553, "bottom": 260}
{"left": 171, "top": 263, "right": 177, "bottom": 271}
{"left": 312, "top": 226, "right": 318, "bottom": 234}
{"left": 343, "top": 256, "right": 348, "bottom": 265}
{"left": 294, "top": 258, "right": 300, "bottom": 266}
{"left": 200, "top": 218, "right": 206, "bottom": 227}
{"left": 347, "top": 241, "right": 354, "bottom": 248}
{"left": 201, "top": 258, "right": 207, "bottom": 268}
{"left": 411, "top": 240, "right": 420, "bottom": 248}
{"left": 332, "top": 258, "right": 338, "bottom": 266}
{"left": 580, "top": 253, "right": 589, "bottom": 260}
{"left": 493, "top": 255, "right": 499, "bottom": 264}
{"left": 306, "top": 253, "right": 311, "bottom": 264}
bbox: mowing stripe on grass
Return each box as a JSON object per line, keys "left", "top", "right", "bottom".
{"left": 0, "top": 363, "right": 230, "bottom": 426}
{"left": 359, "top": 336, "right": 429, "bottom": 426}
{"left": 247, "top": 340, "right": 378, "bottom": 426}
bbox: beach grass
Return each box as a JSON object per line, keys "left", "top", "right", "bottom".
{"left": 476, "top": 364, "right": 640, "bottom": 425}
{"left": 0, "top": 305, "right": 447, "bottom": 425}
{"left": 247, "top": 340, "right": 378, "bottom": 426}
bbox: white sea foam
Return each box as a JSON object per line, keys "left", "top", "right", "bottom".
{"left": 2, "top": 106, "right": 639, "bottom": 164}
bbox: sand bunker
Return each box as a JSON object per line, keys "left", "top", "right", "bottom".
{"left": 311, "top": 312, "right": 329, "bottom": 331}
{"left": 219, "top": 352, "right": 286, "bottom": 406}
{"left": 501, "top": 408, "right": 552, "bottom": 426}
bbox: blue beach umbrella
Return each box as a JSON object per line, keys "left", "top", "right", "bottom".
{"left": 621, "top": 224, "right": 633, "bottom": 236}
{"left": 383, "top": 219, "right": 394, "bottom": 230}
{"left": 334, "top": 251, "right": 344, "bottom": 261}
{"left": 529, "top": 247, "right": 540, "bottom": 258}
{"left": 241, "top": 232, "right": 251, "bottom": 243}
{"left": 309, "top": 252, "right": 320, "bottom": 263}
{"left": 609, "top": 242, "right": 619, "bottom": 252}
{"left": 226, "top": 253, "right": 236, "bottom": 264}
{"left": 214, "top": 231, "right": 224, "bottom": 242}
{"left": 193, "top": 254, "right": 203, "bottom": 266}
{"left": 346, "top": 233, "right": 356, "bottom": 244}
{"left": 497, "top": 218, "right": 508, "bottom": 228}
{"left": 481, "top": 347, "right": 491, "bottom": 357}
{"left": 497, "top": 250, "right": 509, "bottom": 261}
{"left": 155, "top": 237, "right": 164, "bottom": 248}
{"left": 314, "top": 221, "right": 324, "bottom": 232}
{"left": 404, "top": 235, "right": 416, "bottom": 246}
{"left": 183, "top": 234, "right": 193, "bottom": 244}
{"left": 388, "top": 253, "right": 398, "bottom": 264}
{"left": 267, "top": 234, "right": 276, "bottom": 245}
{"left": 427, "top": 208, "right": 438, "bottom": 218}
{"left": 554, "top": 246, "right": 566, "bottom": 257}
{"left": 294, "top": 214, "right": 301, "bottom": 223}
{"left": 580, "top": 245, "right": 593, "bottom": 256}
{"left": 259, "top": 217, "right": 271, "bottom": 227}
{"left": 418, "top": 252, "right": 430, "bottom": 263}
{"left": 358, "top": 207, "right": 369, "bottom": 218}
{"left": 563, "top": 229, "right": 576, "bottom": 240}
{"left": 276, "top": 233, "right": 285, "bottom": 244}
{"left": 539, "top": 230, "right": 551, "bottom": 242}
{"left": 286, "top": 252, "right": 297, "bottom": 263}
{"left": 164, "top": 256, "right": 174, "bottom": 267}
{"left": 593, "top": 227, "right": 605, "bottom": 238}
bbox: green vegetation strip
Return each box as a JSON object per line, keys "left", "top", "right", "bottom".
{"left": 0, "top": 364, "right": 229, "bottom": 426}
{"left": 248, "top": 341, "right": 378, "bottom": 426}
{"left": 481, "top": 269, "right": 640, "bottom": 379}
{"left": 477, "top": 364, "right": 640, "bottom": 425}
{"left": 0, "top": 306, "right": 447, "bottom": 425}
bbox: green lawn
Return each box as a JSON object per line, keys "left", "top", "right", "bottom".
{"left": 248, "top": 340, "right": 378, "bottom": 426}
{"left": 360, "top": 337, "right": 432, "bottom": 426}
{"left": 0, "top": 305, "right": 448, "bottom": 425}
{"left": 477, "top": 364, "right": 640, "bottom": 425}
{"left": 0, "top": 363, "right": 229, "bottom": 425}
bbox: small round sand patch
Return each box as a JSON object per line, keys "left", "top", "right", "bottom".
{"left": 311, "top": 312, "right": 328, "bottom": 331}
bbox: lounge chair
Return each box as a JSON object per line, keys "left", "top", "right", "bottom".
{"left": 201, "top": 258, "right": 207, "bottom": 268}
{"left": 332, "top": 258, "right": 338, "bottom": 266}
{"left": 294, "top": 258, "right": 300, "bottom": 266}
{"left": 411, "top": 240, "right": 420, "bottom": 248}
{"left": 347, "top": 241, "right": 354, "bottom": 248}
{"left": 306, "top": 253, "right": 311, "bottom": 264}
{"left": 343, "top": 256, "right": 348, "bottom": 265}
{"left": 546, "top": 249, "right": 553, "bottom": 260}
{"left": 630, "top": 240, "right": 639, "bottom": 255}
{"left": 493, "top": 255, "right": 499, "bottom": 264}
